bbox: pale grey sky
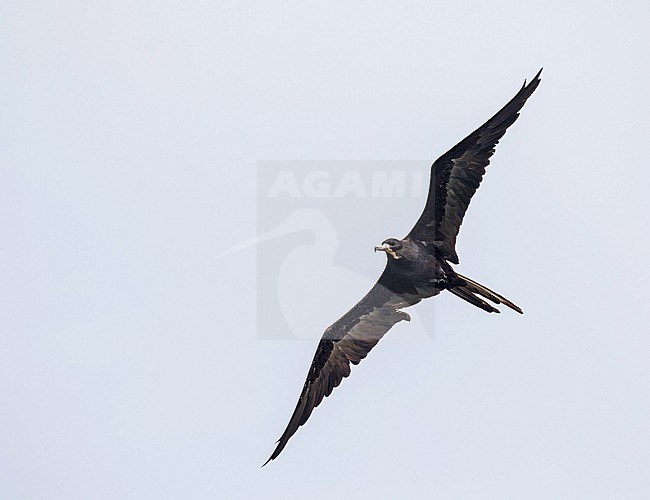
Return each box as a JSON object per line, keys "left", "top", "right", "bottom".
{"left": 2, "top": 2, "right": 650, "bottom": 499}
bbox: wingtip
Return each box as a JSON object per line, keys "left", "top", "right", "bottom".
{"left": 522, "top": 68, "right": 543, "bottom": 90}
{"left": 262, "top": 435, "right": 286, "bottom": 467}
{"left": 262, "top": 447, "right": 278, "bottom": 467}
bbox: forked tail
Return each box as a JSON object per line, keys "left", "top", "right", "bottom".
{"left": 448, "top": 274, "right": 523, "bottom": 314}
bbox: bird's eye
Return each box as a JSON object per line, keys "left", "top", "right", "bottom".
{"left": 384, "top": 239, "right": 402, "bottom": 250}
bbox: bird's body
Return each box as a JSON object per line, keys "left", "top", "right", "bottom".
{"left": 265, "top": 69, "right": 542, "bottom": 464}
{"left": 381, "top": 238, "right": 458, "bottom": 286}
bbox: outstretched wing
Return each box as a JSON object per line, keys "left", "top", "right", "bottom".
{"left": 408, "top": 69, "right": 542, "bottom": 264}
{"left": 264, "top": 267, "right": 438, "bottom": 465}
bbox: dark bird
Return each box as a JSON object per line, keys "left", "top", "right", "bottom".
{"left": 264, "top": 69, "right": 541, "bottom": 465}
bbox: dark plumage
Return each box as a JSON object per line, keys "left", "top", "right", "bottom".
{"left": 265, "top": 69, "right": 541, "bottom": 465}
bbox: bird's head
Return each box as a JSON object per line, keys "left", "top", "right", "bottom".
{"left": 374, "top": 238, "right": 403, "bottom": 259}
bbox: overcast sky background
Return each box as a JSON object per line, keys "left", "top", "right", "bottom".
{"left": 2, "top": 2, "right": 650, "bottom": 499}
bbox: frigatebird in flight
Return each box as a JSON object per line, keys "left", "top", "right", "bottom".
{"left": 265, "top": 69, "right": 541, "bottom": 465}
